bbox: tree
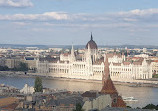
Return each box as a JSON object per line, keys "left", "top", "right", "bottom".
{"left": 73, "top": 103, "right": 84, "bottom": 111}
{"left": 0, "top": 65, "right": 9, "bottom": 71}
{"left": 126, "top": 106, "right": 132, "bottom": 108}
{"left": 34, "top": 76, "right": 43, "bottom": 92}
{"left": 142, "top": 104, "right": 157, "bottom": 110}
{"left": 18, "top": 62, "right": 28, "bottom": 71}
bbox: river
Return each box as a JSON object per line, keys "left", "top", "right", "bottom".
{"left": 0, "top": 75, "right": 158, "bottom": 108}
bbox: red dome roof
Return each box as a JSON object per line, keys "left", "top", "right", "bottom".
{"left": 86, "top": 33, "right": 98, "bottom": 49}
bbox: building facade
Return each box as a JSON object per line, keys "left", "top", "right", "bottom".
{"left": 37, "top": 34, "right": 153, "bottom": 81}
{"left": 37, "top": 34, "right": 104, "bottom": 80}
{"left": 109, "top": 56, "right": 152, "bottom": 80}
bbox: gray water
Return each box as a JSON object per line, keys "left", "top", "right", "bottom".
{"left": 0, "top": 75, "right": 158, "bottom": 108}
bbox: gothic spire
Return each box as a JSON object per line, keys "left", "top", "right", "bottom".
{"left": 71, "top": 44, "right": 74, "bottom": 55}
{"left": 101, "top": 56, "right": 118, "bottom": 94}
{"left": 70, "top": 44, "right": 75, "bottom": 62}
{"left": 91, "top": 32, "right": 93, "bottom": 40}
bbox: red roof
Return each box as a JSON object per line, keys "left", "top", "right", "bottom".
{"left": 123, "top": 61, "right": 131, "bottom": 65}
{"left": 101, "top": 57, "right": 118, "bottom": 95}
{"left": 63, "top": 53, "right": 69, "bottom": 56}
{"left": 101, "top": 56, "right": 126, "bottom": 108}
{"left": 153, "top": 60, "right": 158, "bottom": 62}
{"left": 106, "top": 53, "right": 122, "bottom": 58}
{"left": 133, "top": 61, "right": 142, "bottom": 65}
{"left": 112, "top": 96, "right": 126, "bottom": 107}
{"left": 101, "top": 76, "right": 118, "bottom": 95}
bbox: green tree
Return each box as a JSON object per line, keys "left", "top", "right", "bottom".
{"left": 0, "top": 66, "right": 9, "bottom": 71}
{"left": 18, "top": 62, "right": 28, "bottom": 71}
{"left": 34, "top": 76, "right": 43, "bottom": 92}
{"left": 73, "top": 103, "right": 84, "bottom": 111}
{"left": 126, "top": 106, "right": 132, "bottom": 108}
{"left": 142, "top": 104, "right": 157, "bottom": 110}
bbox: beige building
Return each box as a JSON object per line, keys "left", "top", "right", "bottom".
{"left": 82, "top": 95, "right": 112, "bottom": 111}
{"left": 151, "top": 61, "right": 158, "bottom": 74}
{"left": 24, "top": 57, "right": 37, "bottom": 70}
{"left": 5, "top": 58, "right": 21, "bottom": 68}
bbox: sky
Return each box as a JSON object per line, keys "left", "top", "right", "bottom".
{"left": 0, "top": 0, "right": 158, "bottom": 46}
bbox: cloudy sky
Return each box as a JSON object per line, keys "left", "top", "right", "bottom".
{"left": 0, "top": 0, "right": 158, "bottom": 45}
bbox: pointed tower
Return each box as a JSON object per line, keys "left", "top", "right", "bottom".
{"left": 86, "top": 44, "right": 92, "bottom": 63}
{"left": 104, "top": 53, "right": 106, "bottom": 62}
{"left": 91, "top": 32, "right": 93, "bottom": 40}
{"left": 70, "top": 44, "right": 75, "bottom": 62}
{"left": 88, "top": 43, "right": 91, "bottom": 54}
{"left": 85, "top": 44, "right": 93, "bottom": 76}
{"left": 100, "top": 55, "right": 126, "bottom": 107}
{"left": 101, "top": 57, "right": 117, "bottom": 94}
{"left": 122, "top": 52, "right": 126, "bottom": 61}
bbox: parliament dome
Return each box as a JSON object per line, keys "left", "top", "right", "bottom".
{"left": 86, "top": 33, "right": 98, "bottom": 49}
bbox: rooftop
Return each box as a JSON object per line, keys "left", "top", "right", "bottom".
{"left": 85, "top": 33, "right": 98, "bottom": 49}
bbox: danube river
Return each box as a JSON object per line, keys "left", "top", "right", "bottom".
{"left": 0, "top": 75, "right": 158, "bottom": 108}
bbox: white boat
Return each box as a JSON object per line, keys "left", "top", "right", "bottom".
{"left": 122, "top": 96, "right": 138, "bottom": 102}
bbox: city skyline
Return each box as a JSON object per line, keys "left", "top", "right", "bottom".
{"left": 1, "top": 0, "right": 158, "bottom": 45}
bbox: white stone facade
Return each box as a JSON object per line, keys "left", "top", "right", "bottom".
{"left": 103, "top": 53, "right": 152, "bottom": 80}
{"left": 37, "top": 45, "right": 104, "bottom": 80}
{"left": 36, "top": 38, "right": 153, "bottom": 81}
{"left": 37, "top": 48, "right": 153, "bottom": 81}
{"left": 109, "top": 59, "right": 152, "bottom": 80}
{"left": 20, "top": 84, "right": 34, "bottom": 94}
{"left": 151, "top": 61, "right": 158, "bottom": 74}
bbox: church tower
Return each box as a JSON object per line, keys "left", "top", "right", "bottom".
{"left": 85, "top": 33, "right": 98, "bottom": 63}
{"left": 101, "top": 55, "right": 126, "bottom": 107}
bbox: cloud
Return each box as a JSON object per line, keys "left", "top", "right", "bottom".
{"left": 0, "top": 0, "right": 33, "bottom": 8}
{"left": 13, "top": 22, "right": 30, "bottom": 26}
{"left": 121, "top": 9, "right": 158, "bottom": 16}
{"left": 1, "top": 8, "right": 158, "bottom": 30}
{"left": 118, "top": 8, "right": 158, "bottom": 23}
{"left": 0, "top": 12, "right": 69, "bottom": 21}
{"left": 42, "top": 12, "right": 69, "bottom": 20}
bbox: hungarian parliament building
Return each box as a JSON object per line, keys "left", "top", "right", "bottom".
{"left": 37, "top": 34, "right": 153, "bottom": 81}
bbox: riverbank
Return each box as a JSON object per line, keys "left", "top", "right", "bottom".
{"left": 1, "top": 71, "right": 158, "bottom": 88}
{"left": 1, "top": 71, "right": 158, "bottom": 108}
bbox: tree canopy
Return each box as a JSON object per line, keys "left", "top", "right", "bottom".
{"left": 0, "top": 62, "right": 28, "bottom": 71}
{"left": 73, "top": 103, "right": 84, "bottom": 111}
{"left": 0, "top": 66, "right": 9, "bottom": 71}
{"left": 34, "top": 76, "right": 43, "bottom": 92}
{"left": 142, "top": 104, "right": 158, "bottom": 110}
{"left": 18, "top": 62, "right": 28, "bottom": 71}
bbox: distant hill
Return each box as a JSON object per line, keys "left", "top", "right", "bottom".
{"left": 0, "top": 44, "right": 158, "bottom": 49}
{"left": 0, "top": 44, "right": 85, "bottom": 49}
{"left": 0, "top": 44, "right": 47, "bottom": 49}
{"left": 99, "top": 45, "right": 158, "bottom": 49}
